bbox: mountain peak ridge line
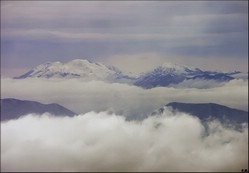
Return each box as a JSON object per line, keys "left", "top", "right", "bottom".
{"left": 14, "top": 58, "right": 246, "bottom": 89}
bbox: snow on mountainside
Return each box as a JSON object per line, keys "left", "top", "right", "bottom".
{"left": 15, "top": 59, "right": 135, "bottom": 82}
{"left": 226, "top": 71, "right": 248, "bottom": 80}
{"left": 156, "top": 62, "right": 202, "bottom": 74}
{"left": 14, "top": 59, "right": 246, "bottom": 88}
{"left": 134, "top": 62, "right": 237, "bottom": 89}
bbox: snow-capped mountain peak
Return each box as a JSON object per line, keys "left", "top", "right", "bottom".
{"left": 67, "top": 59, "right": 97, "bottom": 67}
{"left": 34, "top": 61, "right": 62, "bottom": 72}
{"left": 14, "top": 58, "right": 244, "bottom": 89}
{"left": 134, "top": 61, "right": 234, "bottom": 89}
{"left": 161, "top": 62, "right": 183, "bottom": 70}
{"left": 15, "top": 59, "right": 127, "bottom": 81}
{"left": 159, "top": 62, "right": 201, "bottom": 74}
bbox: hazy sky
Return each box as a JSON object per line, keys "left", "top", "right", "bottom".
{"left": 1, "top": 1, "right": 248, "bottom": 76}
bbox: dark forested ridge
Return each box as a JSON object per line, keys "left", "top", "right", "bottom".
{"left": 1, "top": 98, "right": 76, "bottom": 121}
{"left": 166, "top": 102, "right": 248, "bottom": 124}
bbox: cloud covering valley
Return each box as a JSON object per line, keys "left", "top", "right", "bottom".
{"left": 1, "top": 78, "right": 248, "bottom": 119}
{"left": 1, "top": 109, "right": 248, "bottom": 172}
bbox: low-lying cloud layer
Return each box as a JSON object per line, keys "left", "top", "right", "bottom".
{"left": 1, "top": 110, "right": 248, "bottom": 172}
{"left": 1, "top": 78, "right": 248, "bottom": 119}
{"left": 168, "top": 79, "right": 227, "bottom": 89}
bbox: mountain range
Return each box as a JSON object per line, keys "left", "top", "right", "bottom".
{"left": 1, "top": 98, "right": 76, "bottom": 121}
{"left": 14, "top": 59, "right": 135, "bottom": 83}
{"left": 14, "top": 59, "right": 247, "bottom": 88}
{"left": 134, "top": 62, "right": 235, "bottom": 89}
{"left": 2, "top": 98, "right": 247, "bottom": 126}
{"left": 152, "top": 102, "right": 248, "bottom": 124}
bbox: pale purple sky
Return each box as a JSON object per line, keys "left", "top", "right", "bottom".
{"left": 1, "top": 1, "right": 248, "bottom": 77}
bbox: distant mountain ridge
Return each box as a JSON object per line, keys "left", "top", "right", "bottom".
{"left": 14, "top": 59, "right": 135, "bottom": 83}
{"left": 1, "top": 98, "right": 76, "bottom": 121}
{"left": 134, "top": 62, "right": 235, "bottom": 89}
{"left": 14, "top": 59, "right": 247, "bottom": 88}
{"left": 153, "top": 102, "right": 248, "bottom": 124}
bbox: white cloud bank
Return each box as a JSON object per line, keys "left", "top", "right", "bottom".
{"left": 1, "top": 78, "right": 248, "bottom": 119}
{"left": 169, "top": 79, "right": 227, "bottom": 89}
{"left": 1, "top": 110, "right": 248, "bottom": 172}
